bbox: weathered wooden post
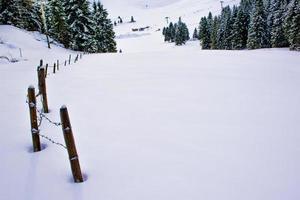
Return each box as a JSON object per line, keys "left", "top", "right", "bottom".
{"left": 74, "top": 55, "right": 77, "bottom": 63}
{"left": 57, "top": 60, "right": 59, "bottom": 71}
{"left": 45, "top": 64, "right": 48, "bottom": 78}
{"left": 53, "top": 63, "right": 56, "bottom": 74}
{"left": 37, "top": 67, "right": 49, "bottom": 113}
{"left": 40, "top": 59, "right": 43, "bottom": 67}
{"left": 27, "top": 86, "right": 41, "bottom": 152}
{"left": 60, "top": 106, "right": 84, "bottom": 183}
{"left": 69, "top": 55, "right": 71, "bottom": 65}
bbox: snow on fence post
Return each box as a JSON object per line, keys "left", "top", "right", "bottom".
{"left": 69, "top": 55, "right": 71, "bottom": 65}
{"left": 27, "top": 86, "right": 41, "bottom": 152}
{"left": 57, "top": 60, "right": 59, "bottom": 71}
{"left": 45, "top": 64, "right": 48, "bottom": 78}
{"left": 53, "top": 63, "right": 56, "bottom": 74}
{"left": 60, "top": 106, "right": 84, "bottom": 183}
{"left": 37, "top": 67, "right": 49, "bottom": 113}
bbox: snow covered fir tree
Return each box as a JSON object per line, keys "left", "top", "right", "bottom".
{"left": 195, "top": 0, "right": 300, "bottom": 51}
{"left": 0, "top": 0, "right": 117, "bottom": 53}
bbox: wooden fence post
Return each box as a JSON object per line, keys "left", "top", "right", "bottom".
{"left": 60, "top": 106, "right": 84, "bottom": 183}
{"left": 27, "top": 86, "right": 41, "bottom": 152}
{"left": 65, "top": 60, "right": 67, "bottom": 66}
{"left": 38, "top": 67, "right": 49, "bottom": 113}
{"left": 57, "top": 60, "right": 59, "bottom": 71}
{"left": 53, "top": 63, "right": 56, "bottom": 74}
{"left": 45, "top": 64, "right": 48, "bottom": 78}
{"left": 69, "top": 55, "right": 71, "bottom": 65}
{"left": 40, "top": 59, "right": 43, "bottom": 67}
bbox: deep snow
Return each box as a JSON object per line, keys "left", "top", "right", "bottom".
{"left": 1, "top": 0, "right": 300, "bottom": 200}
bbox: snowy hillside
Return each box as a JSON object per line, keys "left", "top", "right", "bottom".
{"left": 1, "top": 0, "right": 300, "bottom": 200}
{"left": 0, "top": 25, "right": 76, "bottom": 64}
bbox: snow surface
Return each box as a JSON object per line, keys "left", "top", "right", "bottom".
{"left": 1, "top": 0, "right": 300, "bottom": 200}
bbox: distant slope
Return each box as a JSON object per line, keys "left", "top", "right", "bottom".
{"left": 94, "top": 0, "right": 239, "bottom": 53}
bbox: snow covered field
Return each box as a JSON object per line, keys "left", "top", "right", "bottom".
{"left": 1, "top": 0, "right": 300, "bottom": 200}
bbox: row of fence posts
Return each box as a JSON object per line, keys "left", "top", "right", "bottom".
{"left": 27, "top": 53, "right": 84, "bottom": 183}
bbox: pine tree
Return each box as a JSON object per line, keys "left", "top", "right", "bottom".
{"left": 92, "top": 1, "right": 117, "bottom": 53}
{"left": 0, "top": 0, "right": 40, "bottom": 31}
{"left": 169, "top": 22, "right": 175, "bottom": 42}
{"left": 162, "top": 27, "right": 166, "bottom": 36}
{"left": 270, "top": 0, "right": 289, "bottom": 47}
{"left": 48, "top": 0, "right": 70, "bottom": 47}
{"left": 65, "top": 0, "right": 96, "bottom": 52}
{"left": 199, "top": 17, "right": 210, "bottom": 49}
{"left": 210, "top": 16, "right": 220, "bottom": 49}
{"left": 193, "top": 28, "right": 198, "bottom": 40}
{"left": 217, "top": 6, "right": 232, "bottom": 49}
{"left": 247, "top": 0, "right": 268, "bottom": 49}
{"left": 164, "top": 27, "right": 171, "bottom": 42}
{"left": 232, "top": 7, "right": 248, "bottom": 49}
{"left": 174, "top": 17, "right": 189, "bottom": 45}
{"left": 287, "top": 0, "right": 300, "bottom": 50}
{"left": 224, "top": 6, "right": 237, "bottom": 49}
{"left": 182, "top": 22, "right": 190, "bottom": 41}
{"left": 175, "top": 18, "right": 184, "bottom": 45}
{"left": 207, "top": 12, "right": 213, "bottom": 34}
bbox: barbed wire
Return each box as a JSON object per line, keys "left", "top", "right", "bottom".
{"left": 36, "top": 109, "right": 62, "bottom": 126}
{"left": 32, "top": 128, "right": 67, "bottom": 149}
{"left": 26, "top": 97, "right": 66, "bottom": 150}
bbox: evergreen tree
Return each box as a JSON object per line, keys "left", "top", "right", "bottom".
{"left": 48, "top": 0, "right": 70, "bottom": 47}
{"left": 162, "top": 27, "right": 166, "bottom": 36}
{"left": 175, "top": 18, "right": 184, "bottom": 45}
{"left": 240, "top": 0, "right": 254, "bottom": 15}
{"left": 193, "top": 28, "right": 198, "bottom": 40}
{"left": 232, "top": 7, "right": 248, "bottom": 49}
{"left": 164, "top": 27, "right": 171, "bottom": 42}
{"left": 182, "top": 22, "right": 190, "bottom": 41}
{"left": 172, "top": 18, "right": 189, "bottom": 45}
{"left": 287, "top": 0, "right": 300, "bottom": 50}
{"left": 199, "top": 17, "right": 210, "bottom": 49}
{"left": 247, "top": 0, "right": 268, "bottom": 49}
{"left": 169, "top": 22, "right": 175, "bottom": 42}
{"left": 92, "top": 1, "right": 117, "bottom": 53}
{"left": 210, "top": 16, "right": 220, "bottom": 49}
{"left": 0, "top": 0, "right": 40, "bottom": 31}
{"left": 217, "top": 6, "right": 232, "bottom": 49}
{"left": 207, "top": 11, "right": 213, "bottom": 34}
{"left": 65, "top": 0, "right": 96, "bottom": 52}
{"left": 224, "top": 6, "right": 237, "bottom": 49}
{"left": 270, "top": 0, "right": 289, "bottom": 47}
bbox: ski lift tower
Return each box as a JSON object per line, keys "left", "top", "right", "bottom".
{"left": 220, "top": 1, "right": 224, "bottom": 9}
{"left": 165, "top": 17, "right": 169, "bottom": 25}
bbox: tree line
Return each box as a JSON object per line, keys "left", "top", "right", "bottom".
{"left": 0, "top": 0, "right": 117, "bottom": 53}
{"left": 196, "top": 0, "right": 299, "bottom": 50}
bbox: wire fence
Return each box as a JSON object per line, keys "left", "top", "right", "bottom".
{"left": 26, "top": 53, "right": 85, "bottom": 182}
{"left": 27, "top": 53, "right": 84, "bottom": 150}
